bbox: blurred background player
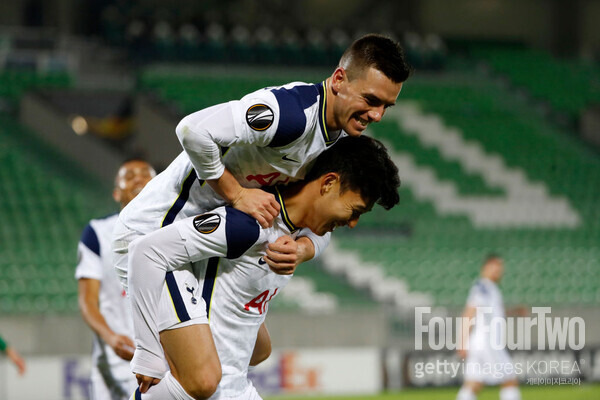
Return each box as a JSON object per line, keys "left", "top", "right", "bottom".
{"left": 456, "top": 254, "right": 521, "bottom": 400}
{"left": 0, "top": 333, "right": 26, "bottom": 376}
{"left": 113, "top": 33, "right": 411, "bottom": 294}
{"left": 76, "top": 159, "right": 156, "bottom": 400}
{"left": 127, "top": 135, "right": 401, "bottom": 400}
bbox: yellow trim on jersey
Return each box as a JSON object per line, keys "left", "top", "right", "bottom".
{"left": 321, "top": 80, "right": 330, "bottom": 144}
{"left": 161, "top": 168, "right": 195, "bottom": 227}
{"left": 275, "top": 187, "right": 298, "bottom": 232}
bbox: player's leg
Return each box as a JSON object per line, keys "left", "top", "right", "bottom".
{"left": 160, "top": 324, "right": 222, "bottom": 399}
{"left": 458, "top": 349, "right": 484, "bottom": 400}
{"left": 154, "top": 267, "right": 221, "bottom": 399}
{"left": 499, "top": 379, "right": 520, "bottom": 400}
{"left": 457, "top": 380, "right": 483, "bottom": 400}
{"left": 250, "top": 322, "right": 271, "bottom": 366}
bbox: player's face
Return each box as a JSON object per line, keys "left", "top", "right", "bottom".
{"left": 113, "top": 161, "right": 156, "bottom": 207}
{"left": 332, "top": 67, "right": 403, "bottom": 137}
{"left": 308, "top": 177, "right": 371, "bottom": 236}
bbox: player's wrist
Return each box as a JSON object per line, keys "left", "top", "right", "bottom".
{"left": 296, "top": 237, "right": 315, "bottom": 263}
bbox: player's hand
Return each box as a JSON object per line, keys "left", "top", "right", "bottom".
{"left": 232, "top": 188, "right": 280, "bottom": 228}
{"left": 265, "top": 235, "right": 315, "bottom": 275}
{"left": 6, "top": 348, "right": 26, "bottom": 375}
{"left": 109, "top": 334, "right": 135, "bottom": 361}
{"left": 136, "top": 374, "right": 161, "bottom": 393}
{"left": 457, "top": 349, "right": 467, "bottom": 360}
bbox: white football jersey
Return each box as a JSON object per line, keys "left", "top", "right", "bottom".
{"left": 466, "top": 278, "right": 506, "bottom": 350}
{"left": 128, "top": 189, "right": 297, "bottom": 398}
{"left": 75, "top": 214, "right": 137, "bottom": 399}
{"left": 119, "top": 81, "right": 342, "bottom": 235}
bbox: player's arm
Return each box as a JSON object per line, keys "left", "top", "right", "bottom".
{"left": 266, "top": 231, "right": 330, "bottom": 275}
{"left": 77, "top": 278, "right": 134, "bottom": 361}
{"left": 75, "top": 224, "right": 135, "bottom": 361}
{"left": 250, "top": 322, "right": 272, "bottom": 366}
{"left": 458, "top": 305, "right": 477, "bottom": 359}
{"left": 0, "top": 336, "right": 26, "bottom": 375}
{"left": 176, "top": 101, "right": 280, "bottom": 228}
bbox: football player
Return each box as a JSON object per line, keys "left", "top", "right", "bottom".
{"left": 456, "top": 254, "right": 521, "bottom": 400}
{"left": 76, "top": 159, "right": 156, "bottom": 400}
{"left": 127, "top": 136, "right": 401, "bottom": 399}
{"left": 113, "top": 33, "right": 411, "bottom": 292}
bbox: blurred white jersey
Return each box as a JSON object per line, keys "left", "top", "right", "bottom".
{"left": 466, "top": 278, "right": 506, "bottom": 350}
{"left": 75, "top": 214, "right": 137, "bottom": 400}
{"left": 128, "top": 190, "right": 296, "bottom": 398}
{"left": 464, "top": 278, "right": 515, "bottom": 384}
{"left": 115, "top": 82, "right": 339, "bottom": 286}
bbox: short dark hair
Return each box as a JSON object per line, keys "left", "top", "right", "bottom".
{"left": 305, "top": 136, "right": 400, "bottom": 210}
{"left": 482, "top": 253, "right": 502, "bottom": 268}
{"left": 339, "top": 33, "right": 412, "bottom": 83}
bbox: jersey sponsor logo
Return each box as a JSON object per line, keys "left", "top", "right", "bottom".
{"left": 246, "top": 172, "right": 290, "bottom": 186}
{"left": 246, "top": 104, "right": 274, "bottom": 131}
{"left": 193, "top": 213, "right": 221, "bottom": 234}
{"left": 281, "top": 154, "right": 300, "bottom": 163}
{"left": 245, "top": 288, "right": 279, "bottom": 314}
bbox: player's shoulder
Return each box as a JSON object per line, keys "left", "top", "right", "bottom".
{"left": 196, "top": 206, "right": 262, "bottom": 259}
{"left": 269, "top": 81, "right": 321, "bottom": 109}
{"left": 81, "top": 213, "right": 118, "bottom": 253}
{"left": 88, "top": 213, "right": 119, "bottom": 232}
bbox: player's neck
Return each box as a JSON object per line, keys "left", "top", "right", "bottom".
{"left": 324, "top": 77, "right": 339, "bottom": 132}
{"left": 278, "top": 182, "right": 317, "bottom": 230}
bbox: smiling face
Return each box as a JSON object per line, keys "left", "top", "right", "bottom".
{"left": 305, "top": 173, "right": 372, "bottom": 236}
{"left": 329, "top": 66, "right": 403, "bottom": 136}
{"left": 113, "top": 160, "right": 156, "bottom": 208}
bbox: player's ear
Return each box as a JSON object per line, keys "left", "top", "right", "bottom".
{"left": 331, "top": 67, "right": 346, "bottom": 94}
{"left": 320, "top": 172, "right": 340, "bottom": 195}
{"left": 113, "top": 188, "right": 121, "bottom": 203}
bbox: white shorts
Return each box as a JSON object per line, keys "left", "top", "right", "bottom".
{"left": 212, "top": 382, "right": 263, "bottom": 400}
{"left": 157, "top": 266, "right": 209, "bottom": 332}
{"left": 464, "top": 347, "right": 517, "bottom": 385}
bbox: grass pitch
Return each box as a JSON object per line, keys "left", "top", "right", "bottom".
{"left": 265, "top": 383, "right": 600, "bottom": 400}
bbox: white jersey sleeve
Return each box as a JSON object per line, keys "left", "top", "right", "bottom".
{"left": 75, "top": 223, "right": 103, "bottom": 280}
{"left": 128, "top": 207, "right": 261, "bottom": 377}
{"left": 298, "top": 229, "right": 330, "bottom": 259}
{"left": 175, "top": 88, "right": 282, "bottom": 181}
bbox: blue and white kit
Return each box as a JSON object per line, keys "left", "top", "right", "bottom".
{"left": 128, "top": 189, "right": 298, "bottom": 399}
{"left": 75, "top": 214, "right": 138, "bottom": 400}
{"left": 464, "top": 278, "right": 516, "bottom": 384}
{"left": 114, "top": 81, "right": 344, "bottom": 290}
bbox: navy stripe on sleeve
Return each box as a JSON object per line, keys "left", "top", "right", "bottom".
{"left": 165, "top": 271, "right": 191, "bottom": 322}
{"left": 269, "top": 84, "right": 319, "bottom": 147}
{"left": 162, "top": 169, "right": 201, "bottom": 227}
{"left": 224, "top": 207, "right": 260, "bottom": 259}
{"left": 80, "top": 224, "right": 100, "bottom": 256}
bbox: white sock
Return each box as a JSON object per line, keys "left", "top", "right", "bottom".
{"left": 129, "top": 371, "right": 195, "bottom": 400}
{"left": 457, "top": 386, "right": 476, "bottom": 400}
{"left": 500, "top": 386, "right": 521, "bottom": 400}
